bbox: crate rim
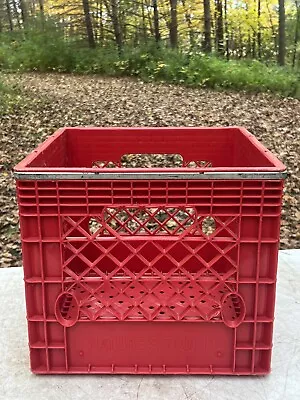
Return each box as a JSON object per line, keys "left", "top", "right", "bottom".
{"left": 14, "top": 126, "right": 287, "bottom": 180}
{"left": 14, "top": 171, "right": 287, "bottom": 180}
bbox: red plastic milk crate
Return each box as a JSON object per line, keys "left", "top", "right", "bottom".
{"left": 14, "top": 127, "right": 286, "bottom": 375}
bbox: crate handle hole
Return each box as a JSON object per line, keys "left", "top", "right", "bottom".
{"left": 55, "top": 292, "right": 79, "bottom": 328}
{"left": 221, "top": 293, "right": 246, "bottom": 328}
{"left": 121, "top": 153, "right": 184, "bottom": 168}
{"left": 201, "top": 216, "right": 216, "bottom": 236}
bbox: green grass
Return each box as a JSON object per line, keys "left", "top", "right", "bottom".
{"left": 0, "top": 26, "right": 299, "bottom": 98}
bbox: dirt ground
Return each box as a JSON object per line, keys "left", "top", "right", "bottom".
{"left": 0, "top": 73, "right": 299, "bottom": 267}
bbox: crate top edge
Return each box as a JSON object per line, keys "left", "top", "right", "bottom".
{"left": 14, "top": 171, "right": 287, "bottom": 181}
{"left": 13, "top": 126, "right": 287, "bottom": 178}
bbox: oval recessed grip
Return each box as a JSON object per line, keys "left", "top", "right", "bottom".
{"left": 221, "top": 292, "right": 246, "bottom": 328}
{"left": 55, "top": 292, "right": 79, "bottom": 327}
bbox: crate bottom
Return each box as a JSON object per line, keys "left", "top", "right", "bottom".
{"left": 32, "top": 367, "right": 270, "bottom": 375}
{"left": 29, "top": 322, "right": 272, "bottom": 375}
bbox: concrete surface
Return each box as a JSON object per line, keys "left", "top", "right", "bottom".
{"left": 0, "top": 250, "right": 299, "bottom": 400}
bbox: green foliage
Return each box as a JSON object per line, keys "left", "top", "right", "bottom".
{"left": 0, "top": 78, "right": 23, "bottom": 114}
{"left": 0, "top": 22, "right": 299, "bottom": 98}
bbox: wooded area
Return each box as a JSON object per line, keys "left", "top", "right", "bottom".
{"left": 0, "top": 1, "right": 299, "bottom": 67}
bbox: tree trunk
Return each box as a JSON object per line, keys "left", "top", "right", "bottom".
{"left": 182, "top": 0, "right": 195, "bottom": 49}
{"left": 252, "top": 36, "right": 256, "bottom": 58}
{"left": 257, "top": 0, "right": 262, "bottom": 59}
{"left": 5, "top": 0, "right": 13, "bottom": 31}
{"left": 104, "top": 0, "right": 123, "bottom": 54}
{"left": 152, "top": 0, "right": 161, "bottom": 43}
{"left": 12, "top": 0, "right": 22, "bottom": 29}
{"left": 215, "top": 0, "right": 224, "bottom": 54}
{"left": 99, "top": 0, "right": 104, "bottom": 44}
{"left": 293, "top": 1, "right": 300, "bottom": 67}
{"left": 224, "top": 0, "right": 229, "bottom": 59}
{"left": 266, "top": 0, "right": 277, "bottom": 55}
{"left": 169, "top": 0, "right": 178, "bottom": 48}
{"left": 141, "top": 0, "right": 147, "bottom": 41}
{"left": 146, "top": 0, "right": 154, "bottom": 38}
{"left": 278, "top": 0, "right": 285, "bottom": 65}
{"left": 20, "top": 0, "right": 28, "bottom": 27}
{"left": 82, "top": 0, "right": 96, "bottom": 48}
{"left": 203, "top": 0, "right": 212, "bottom": 53}
{"left": 38, "top": 0, "right": 44, "bottom": 16}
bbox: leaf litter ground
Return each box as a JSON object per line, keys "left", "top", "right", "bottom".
{"left": 0, "top": 73, "right": 299, "bottom": 267}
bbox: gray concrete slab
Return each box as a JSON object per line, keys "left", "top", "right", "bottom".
{"left": 0, "top": 250, "right": 299, "bottom": 400}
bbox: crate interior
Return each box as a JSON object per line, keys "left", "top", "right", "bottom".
{"left": 23, "top": 127, "right": 278, "bottom": 169}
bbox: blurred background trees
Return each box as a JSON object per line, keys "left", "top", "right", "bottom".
{"left": 0, "top": 0, "right": 299, "bottom": 66}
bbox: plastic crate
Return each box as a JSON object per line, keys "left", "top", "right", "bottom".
{"left": 14, "top": 127, "right": 286, "bottom": 375}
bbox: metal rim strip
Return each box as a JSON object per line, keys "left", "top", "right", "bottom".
{"left": 14, "top": 171, "right": 287, "bottom": 180}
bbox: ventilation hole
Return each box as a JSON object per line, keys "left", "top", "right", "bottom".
{"left": 89, "top": 217, "right": 101, "bottom": 235}
{"left": 149, "top": 306, "right": 154, "bottom": 309}
{"left": 119, "top": 301, "right": 123, "bottom": 304}
{"left": 130, "top": 295, "right": 134, "bottom": 298}
{"left": 80, "top": 290, "right": 84, "bottom": 293}
{"left": 170, "top": 306, "right": 175, "bottom": 309}
{"left": 219, "top": 290, "right": 224, "bottom": 294}
{"left": 188, "top": 286, "right": 193, "bottom": 289}
{"left": 200, "top": 300, "right": 206, "bottom": 303}
{"left": 100, "top": 290, "right": 104, "bottom": 293}
{"left": 180, "top": 301, "right": 185, "bottom": 304}
{"left": 140, "top": 291, "right": 145, "bottom": 294}
{"left": 160, "top": 311, "right": 165, "bottom": 315}
{"left": 201, "top": 216, "right": 216, "bottom": 236}
{"left": 160, "top": 291, "right": 164, "bottom": 294}
{"left": 190, "top": 295, "right": 195, "bottom": 298}
{"left": 109, "top": 295, "right": 113, "bottom": 298}
{"left": 130, "top": 286, "right": 135, "bottom": 289}
{"left": 87, "top": 305, "right": 91, "bottom": 308}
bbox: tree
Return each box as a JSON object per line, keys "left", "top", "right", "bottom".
{"left": 203, "top": 0, "right": 212, "bottom": 53}
{"left": 293, "top": 0, "right": 300, "bottom": 67}
{"left": 104, "top": 0, "right": 123, "bottom": 54}
{"left": 153, "top": 0, "right": 161, "bottom": 43}
{"left": 169, "top": 0, "right": 178, "bottom": 48}
{"left": 215, "top": 0, "right": 224, "bottom": 54}
{"left": 5, "top": 0, "right": 13, "bottom": 31}
{"left": 82, "top": 0, "right": 96, "bottom": 48}
{"left": 19, "top": 0, "right": 28, "bottom": 27}
{"left": 257, "top": 0, "right": 262, "bottom": 59}
{"left": 224, "top": 0, "right": 229, "bottom": 59}
{"left": 278, "top": 0, "right": 286, "bottom": 65}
